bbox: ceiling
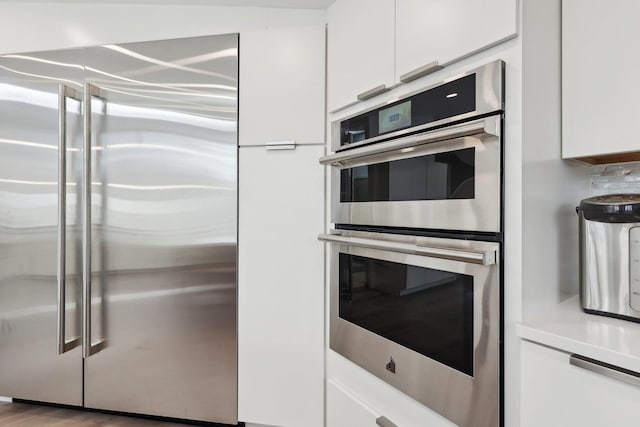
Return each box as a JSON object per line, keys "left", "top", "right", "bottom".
{"left": 0, "top": 0, "right": 336, "bottom": 9}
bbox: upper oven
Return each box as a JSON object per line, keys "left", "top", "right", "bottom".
{"left": 321, "top": 60, "right": 504, "bottom": 234}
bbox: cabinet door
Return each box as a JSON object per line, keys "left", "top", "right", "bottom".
{"left": 238, "top": 145, "right": 325, "bottom": 427}
{"left": 327, "top": 379, "right": 380, "bottom": 427}
{"left": 521, "top": 340, "right": 640, "bottom": 427}
{"left": 327, "top": 0, "right": 395, "bottom": 112}
{"left": 395, "top": 0, "right": 517, "bottom": 81}
{"left": 562, "top": 0, "right": 640, "bottom": 160}
{"left": 239, "top": 20, "right": 325, "bottom": 146}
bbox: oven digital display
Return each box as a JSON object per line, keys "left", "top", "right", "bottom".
{"left": 378, "top": 100, "right": 411, "bottom": 134}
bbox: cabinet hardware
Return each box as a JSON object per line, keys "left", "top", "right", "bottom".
{"left": 265, "top": 140, "right": 296, "bottom": 151}
{"left": 357, "top": 84, "right": 389, "bottom": 101}
{"left": 376, "top": 416, "right": 398, "bottom": 427}
{"left": 570, "top": 354, "right": 640, "bottom": 388}
{"left": 400, "top": 60, "right": 443, "bottom": 83}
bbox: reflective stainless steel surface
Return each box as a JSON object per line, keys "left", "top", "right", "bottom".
{"left": 326, "top": 229, "right": 500, "bottom": 427}
{"left": 58, "top": 84, "right": 82, "bottom": 355}
{"left": 329, "top": 116, "right": 501, "bottom": 232}
{"left": 0, "top": 48, "right": 84, "bottom": 405}
{"left": 330, "top": 60, "right": 503, "bottom": 153}
{"left": 82, "top": 82, "right": 107, "bottom": 359}
{"left": 318, "top": 232, "right": 496, "bottom": 265}
{"left": 398, "top": 60, "right": 443, "bottom": 83}
{"left": 375, "top": 415, "right": 399, "bottom": 427}
{"left": 82, "top": 35, "right": 238, "bottom": 423}
{"left": 0, "top": 34, "right": 238, "bottom": 424}
{"left": 356, "top": 84, "right": 390, "bottom": 101}
{"left": 579, "top": 216, "right": 640, "bottom": 321}
{"left": 320, "top": 116, "right": 496, "bottom": 165}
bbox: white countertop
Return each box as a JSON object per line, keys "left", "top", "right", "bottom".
{"left": 517, "top": 296, "right": 640, "bottom": 373}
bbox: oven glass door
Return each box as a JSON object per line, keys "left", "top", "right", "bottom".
{"left": 329, "top": 116, "right": 501, "bottom": 233}
{"left": 339, "top": 251, "right": 475, "bottom": 375}
{"left": 326, "top": 231, "right": 500, "bottom": 427}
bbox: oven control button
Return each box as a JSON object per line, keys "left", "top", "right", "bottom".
{"left": 630, "top": 227, "right": 640, "bottom": 312}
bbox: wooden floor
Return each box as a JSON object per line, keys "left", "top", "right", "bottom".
{"left": 0, "top": 401, "right": 202, "bottom": 426}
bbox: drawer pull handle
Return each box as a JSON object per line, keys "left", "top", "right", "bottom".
{"left": 399, "top": 60, "right": 443, "bottom": 83}
{"left": 265, "top": 140, "right": 296, "bottom": 151}
{"left": 357, "top": 84, "right": 390, "bottom": 101}
{"left": 376, "top": 415, "right": 398, "bottom": 427}
{"left": 570, "top": 354, "right": 640, "bottom": 388}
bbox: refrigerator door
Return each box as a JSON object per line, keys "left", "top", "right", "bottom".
{"left": 0, "top": 49, "right": 84, "bottom": 405}
{"left": 82, "top": 35, "right": 238, "bottom": 423}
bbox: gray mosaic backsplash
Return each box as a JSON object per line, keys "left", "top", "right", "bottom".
{"left": 591, "top": 161, "right": 640, "bottom": 196}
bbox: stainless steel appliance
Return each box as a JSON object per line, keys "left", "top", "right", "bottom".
{"left": 320, "top": 60, "right": 504, "bottom": 427}
{"left": 579, "top": 194, "right": 640, "bottom": 322}
{"left": 326, "top": 61, "right": 503, "bottom": 233}
{"left": 0, "top": 34, "right": 238, "bottom": 424}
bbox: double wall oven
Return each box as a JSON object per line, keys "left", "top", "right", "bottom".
{"left": 320, "top": 60, "right": 504, "bottom": 427}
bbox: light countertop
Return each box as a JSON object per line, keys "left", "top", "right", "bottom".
{"left": 517, "top": 296, "right": 640, "bottom": 373}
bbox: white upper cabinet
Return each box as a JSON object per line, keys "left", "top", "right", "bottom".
{"left": 395, "top": 0, "right": 517, "bottom": 81}
{"left": 327, "top": 0, "right": 395, "bottom": 112}
{"left": 239, "top": 18, "right": 325, "bottom": 146}
{"left": 327, "top": 0, "right": 517, "bottom": 112}
{"left": 562, "top": 0, "right": 640, "bottom": 161}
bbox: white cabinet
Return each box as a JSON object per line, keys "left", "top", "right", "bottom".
{"left": 395, "top": 0, "right": 517, "bottom": 81}
{"left": 327, "top": 0, "right": 395, "bottom": 112}
{"left": 239, "top": 19, "right": 325, "bottom": 146}
{"left": 326, "top": 0, "right": 517, "bottom": 112}
{"left": 562, "top": 0, "right": 640, "bottom": 161}
{"left": 521, "top": 340, "right": 640, "bottom": 427}
{"left": 238, "top": 145, "right": 325, "bottom": 427}
{"left": 327, "top": 379, "right": 380, "bottom": 427}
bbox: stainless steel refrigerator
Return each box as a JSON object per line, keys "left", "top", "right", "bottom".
{"left": 0, "top": 34, "right": 238, "bottom": 424}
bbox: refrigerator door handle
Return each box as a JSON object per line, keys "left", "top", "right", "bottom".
{"left": 83, "top": 82, "right": 107, "bottom": 358}
{"left": 57, "top": 84, "right": 81, "bottom": 355}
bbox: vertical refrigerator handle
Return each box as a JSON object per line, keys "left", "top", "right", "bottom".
{"left": 57, "top": 84, "right": 81, "bottom": 355}
{"left": 83, "top": 82, "right": 106, "bottom": 358}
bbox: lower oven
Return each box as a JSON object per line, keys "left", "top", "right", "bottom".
{"left": 320, "top": 229, "right": 500, "bottom": 427}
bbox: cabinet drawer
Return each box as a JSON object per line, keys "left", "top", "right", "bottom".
{"left": 521, "top": 340, "right": 640, "bottom": 427}
{"left": 327, "top": 379, "right": 380, "bottom": 427}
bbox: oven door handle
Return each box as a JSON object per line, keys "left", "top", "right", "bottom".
{"left": 319, "top": 116, "right": 498, "bottom": 166}
{"left": 318, "top": 234, "right": 495, "bottom": 265}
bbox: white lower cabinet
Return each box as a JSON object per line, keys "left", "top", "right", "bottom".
{"left": 238, "top": 145, "right": 325, "bottom": 427}
{"left": 327, "top": 379, "right": 379, "bottom": 427}
{"left": 521, "top": 340, "right": 640, "bottom": 427}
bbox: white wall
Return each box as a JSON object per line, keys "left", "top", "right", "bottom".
{"left": 0, "top": 2, "right": 324, "bottom": 54}
{"left": 520, "top": 0, "right": 590, "bottom": 321}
